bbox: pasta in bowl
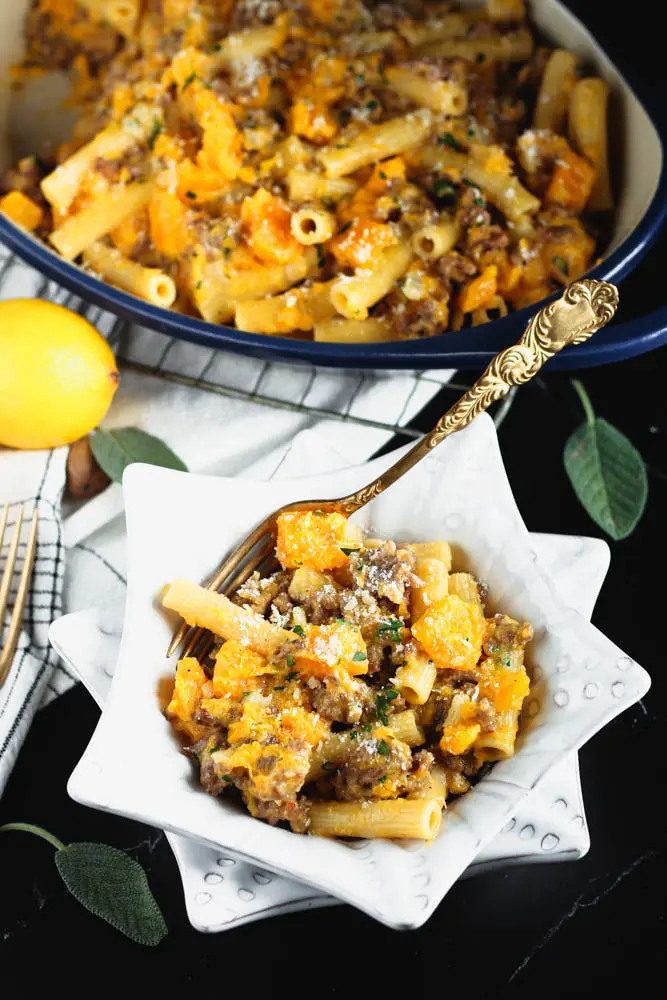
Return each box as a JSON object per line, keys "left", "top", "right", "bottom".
{"left": 162, "top": 517, "right": 533, "bottom": 841}
{"left": 0, "top": 0, "right": 645, "bottom": 351}
{"left": 66, "top": 415, "right": 650, "bottom": 928}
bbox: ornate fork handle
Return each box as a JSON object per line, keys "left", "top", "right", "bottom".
{"left": 339, "top": 278, "right": 619, "bottom": 514}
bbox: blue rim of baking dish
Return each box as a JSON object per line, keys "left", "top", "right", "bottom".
{"left": 1, "top": 19, "right": 666, "bottom": 370}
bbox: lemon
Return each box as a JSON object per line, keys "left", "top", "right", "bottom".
{"left": 0, "top": 299, "right": 119, "bottom": 450}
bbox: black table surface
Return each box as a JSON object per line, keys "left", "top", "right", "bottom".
{"left": 3, "top": 3, "right": 667, "bottom": 993}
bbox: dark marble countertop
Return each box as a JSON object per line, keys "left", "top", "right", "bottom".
{"left": 2, "top": 2, "right": 666, "bottom": 993}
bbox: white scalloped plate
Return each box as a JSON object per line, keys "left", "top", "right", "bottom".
{"left": 65, "top": 415, "right": 650, "bottom": 929}
{"left": 51, "top": 531, "right": 607, "bottom": 932}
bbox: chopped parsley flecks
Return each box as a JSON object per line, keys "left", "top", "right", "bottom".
{"left": 352, "top": 651, "right": 367, "bottom": 662}
{"left": 286, "top": 654, "right": 295, "bottom": 668}
{"left": 147, "top": 117, "right": 163, "bottom": 150}
{"left": 377, "top": 619, "right": 403, "bottom": 642}
{"left": 377, "top": 739, "right": 391, "bottom": 756}
{"left": 433, "top": 178, "right": 457, "bottom": 204}
{"left": 376, "top": 687, "right": 399, "bottom": 725}
{"left": 286, "top": 670, "right": 300, "bottom": 681}
{"left": 292, "top": 624, "right": 305, "bottom": 637}
{"left": 437, "top": 131, "right": 464, "bottom": 152}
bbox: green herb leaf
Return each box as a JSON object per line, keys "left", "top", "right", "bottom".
{"left": 563, "top": 380, "right": 648, "bottom": 540}
{"left": 90, "top": 427, "right": 188, "bottom": 484}
{"left": 55, "top": 843, "right": 167, "bottom": 946}
{"left": 375, "top": 686, "right": 399, "bottom": 725}
{"left": 352, "top": 651, "right": 367, "bottom": 661}
{"left": 185, "top": 190, "right": 197, "bottom": 200}
{"left": 376, "top": 619, "right": 403, "bottom": 642}
{"left": 377, "top": 739, "right": 390, "bottom": 756}
{"left": 286, "top": 653, "right": 295, "bottom": 667}
{"left": 433, "top": 177, "right": 457, "bottom": 204}
{"left": 147, "top": 117, "right": 163, "bottom": 151}
{"left": 286, "top": 670, "right": 300, "bottom": 681}
{"left": 292, "top": 624, "right": 305, "bottom": 637}
{"left": 437, "top": 131, "right": 463, "bottom": 151}
{"left": 340, "top": 546, "right": 359, "bottom": 555}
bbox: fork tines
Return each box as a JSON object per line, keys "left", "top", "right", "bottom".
{"left": 169, "top": 531, "right": 277, "bottom": 661}
{"left": 0, "top": 503, "right": 39, "bottom": 687}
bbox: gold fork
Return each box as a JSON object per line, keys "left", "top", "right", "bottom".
{"left": 167, "top": 277, "right": 619, "bottom": 660}
{"left": 0, "top": 504, "right": 39, "bottom": 687}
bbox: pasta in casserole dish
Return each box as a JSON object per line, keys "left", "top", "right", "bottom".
{"left": 162, "top": 511, "right": 533, "bottom": 840}
{"left": 0, "top": 0, "right": 612, "bottom": 343}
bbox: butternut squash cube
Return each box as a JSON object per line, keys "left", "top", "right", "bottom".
{"left": 276, "top": 510, "right": 349, "bottom": 571}
{"left": 293, "top": 621, "right": 368, "bottom": 676}
{"left": 412, "top": 593, "right": 486, "bottom": 672}
{"left": 478, "top": 659, "right": 530, "bottom": 713}
{"left": 212, "top": 640, "right": 272, "bottom": 695}
{"left": 166, "top": 656, "right": 207, "bottom": 722}
{"left": 439, "top": 723, "right": 481, "bottom": 756}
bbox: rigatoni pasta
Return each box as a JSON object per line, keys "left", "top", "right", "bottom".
{"left": 1, "top": 0, "right": 612, "bottom": 339}
{"left": 162, "top": 519, "right": 533, "bottom": 841}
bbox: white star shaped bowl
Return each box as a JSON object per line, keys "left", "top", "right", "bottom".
{"left": 64, "top": 414, "right": 650, "bottom": 929}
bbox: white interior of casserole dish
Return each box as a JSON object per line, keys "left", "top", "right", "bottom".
{"left": 0, "top": 0, "right": 662, "bottom": 260}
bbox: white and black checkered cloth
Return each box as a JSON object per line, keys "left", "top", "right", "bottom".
{"left": 0, "top": 247, "right": 456, "bottom": 796}
{"left": 0, "top": 452, "right": 66, "bottom": 782}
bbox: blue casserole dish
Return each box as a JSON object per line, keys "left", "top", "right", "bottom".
{"left": 1, "top": 0, "right": 665, "bottom": 370}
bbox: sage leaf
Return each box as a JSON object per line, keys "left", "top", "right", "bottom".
{"left": 564, "top": 380, "right": 648, "bottom": 541}
{"left": 90, "top": 427, "right": 187, "bottom": 484}
{"left": 55, "top": 842, "right": 168, "bottom": 946}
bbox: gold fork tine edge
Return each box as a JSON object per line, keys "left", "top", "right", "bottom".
{"left": 0, "top": 505, "right": 8, "bottom": 554}
{"left": 0, "top": 508, "right": 39, "bottom": 686}
{"left": 0, "top": 503, "right": 24, "bottom": 630}
{"left": 178, "top": 532, "right": 277, "bottom": 660}
{"left": 193, "top": 542, "right": 280, "bottom": 664}
{"left": 169, "top": 529, "right": 276, "bottom": 658}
